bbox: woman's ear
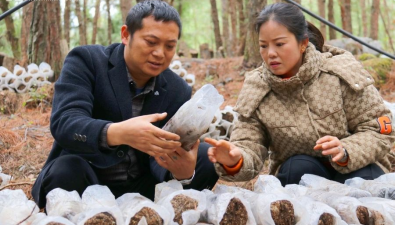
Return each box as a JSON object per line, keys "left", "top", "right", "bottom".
{"left": 301, "top": 38, "right": 309, "bottom": 53}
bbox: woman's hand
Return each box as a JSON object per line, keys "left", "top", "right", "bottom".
{"left": 314, "top": 135, "right": 345, "bottom": 162}
{"left": 205, "top": 138, "right": 242, "bottom": 167}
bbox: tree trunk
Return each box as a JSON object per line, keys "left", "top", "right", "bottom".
{"left": 106, "top": 0, "right": 113, "bottom": 44}
{"left": 229, "top": 0, "right": 237, "bottom": 56}
{"left": 221, "top": 0, "right": 230, "bottom": 57}
{"left": 64, "top": 0, "right": 71, "bottom": 47}
{"left": 359, "top": 0, "right": 368, "bottom": 37}
{"left": 29, "top": 0, "right": 63, "bottom": 81}
{"left": 379, "top": 10, "right": 394, "bottom": 53}
{"left": 0, "top": 0, "right": 21, "bottom": 60}
{"left": 318, "top": 0, "right": 326, "bottom": 40}
{"left": 177, "top": 0, "right": 182, "bottom": 17}
{"left": 92, "top": 0, "right": 101, "bottom": 44}
{"left": 243, "top": 0, "right": 266, "bottom": 69}
{"left": 83, "top": 0, "right": 88, "bottom": 44}
{"left": 121, "top": 0, "right": 132, "bottom": 24}
{"left": 339, "top": 0, "right": 352, "bottom": 36}
{"left": 20, "top": 2, "right": 34, "bottom": 67}
{"left": 327, "top": 0, "right": 336, "bottom": 39}
{"left": 209, "top": 0, "right": 222, "bottom": 52}
{"left": 75, "top": 0, "right": 87, "bottom": 45}
{"left": 236, "top": 0, "right": 246, "bottom": 56}
{"left": 369, "top": 0, "right": 380, "bottom": 40}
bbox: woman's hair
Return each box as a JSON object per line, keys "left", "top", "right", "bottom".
{"left": 255, "top": 3, "right": 324, "bottom": 52}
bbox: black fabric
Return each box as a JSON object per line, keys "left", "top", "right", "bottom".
{"left": 33, "top": 143, "right": 218, "bottom": 208}
{"left": 277, "top": 154, "right": 385, "bottom": 186}
{"left": 32, "top": 43, "right": 195, "bottom": 208}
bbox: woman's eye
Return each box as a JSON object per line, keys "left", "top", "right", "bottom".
{"left": 260, "top": 45, "right": 267, "bottom": 49}
{"left": 276, "top": 43, "right": 284, "bottom": 47}
{"left": 167, "top": 45, "right": 175, "bottom": 50}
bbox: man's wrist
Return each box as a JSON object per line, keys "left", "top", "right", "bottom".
{"left": 107, "top": 123, "right": 121, "bottom": 146}
{"left": 171, "top": 170, "right": 195, "bottom": 185}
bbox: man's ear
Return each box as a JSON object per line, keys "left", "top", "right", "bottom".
{"left": 121, "top": 25, "right": 129, "bottom": 45}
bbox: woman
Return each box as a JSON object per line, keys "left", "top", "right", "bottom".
{"left": 205, "top": 3, "right": 394, "bottom": 186}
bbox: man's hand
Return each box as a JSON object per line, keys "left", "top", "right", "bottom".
{"left": 205, "top": 137, "right": 242, "bottom": 167}
{"left": 155, "top": 140, "right": 199, "bottom": 180}
{"left": 314, "top": 135, "right": 345, "bottom": 162}
{"left": 107, "top": 112, "right": 181, "bottom": 157}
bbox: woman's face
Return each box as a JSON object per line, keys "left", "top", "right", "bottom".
{"left": 259, "top": 20, "right": 308, "bottom": 78}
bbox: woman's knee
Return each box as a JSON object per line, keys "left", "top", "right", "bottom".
{"left": 277, "top": 155, "right": 331, "bottom": 186}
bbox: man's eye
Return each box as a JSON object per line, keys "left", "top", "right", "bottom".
{"left": 146, "top": 40, "right": 155, "bottom": 45}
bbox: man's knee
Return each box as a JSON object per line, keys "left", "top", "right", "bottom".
{"left": 42, "top": 155, "right": 99, "bottom": 194}
{"left": 46, "top": 155, "right": 92, "bottom": 179}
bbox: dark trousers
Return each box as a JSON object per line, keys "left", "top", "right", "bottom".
{"left": 277, "top": 154, "right": 385, "bottom": 186}
{"left": 32, "top": 143, "right": 218, "bottom": 208}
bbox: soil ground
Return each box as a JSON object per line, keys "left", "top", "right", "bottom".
{"left": 0, "top": 57, "right": 394, "bottom": 198}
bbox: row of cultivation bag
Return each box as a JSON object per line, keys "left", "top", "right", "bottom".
{"left": 0, "top": 63, "right": 54, "bottom": 93}
{"left": 0, "top": 60, "right": 191, "bottom": 94}
{"left": 0, "top": 173, "right": 394, "bottom": 225}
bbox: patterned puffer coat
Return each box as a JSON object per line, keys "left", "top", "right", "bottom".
{"left": 215, "top": 43, "right": 395, "bottom": 181}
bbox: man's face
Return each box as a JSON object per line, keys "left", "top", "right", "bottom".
{"left": 121, "top": 15, "right": 179, "bottom": 85}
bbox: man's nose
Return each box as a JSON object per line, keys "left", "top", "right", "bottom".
{"left": 152, "top": 46, "right": 164, "bottom": 58}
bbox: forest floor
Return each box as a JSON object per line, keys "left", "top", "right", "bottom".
{"left": 0, "top": 57, "right": 394, "bottom": 199}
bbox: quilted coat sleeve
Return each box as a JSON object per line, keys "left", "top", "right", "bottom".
{"left": 214, "top": 67, "right": 271, "bottom": 181}
{"left": 332, "top": 83, "right": 395, "bottom": 173}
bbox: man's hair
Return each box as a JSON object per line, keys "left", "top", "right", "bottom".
{"left": 125, "top": 0, "right": 182, "bottom": 39}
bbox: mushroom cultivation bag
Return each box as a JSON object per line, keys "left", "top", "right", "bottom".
{"left": 296, "top": 196, "right": 347, "bottom": 225}
{"left": 203, "top": 189, "right": 256, "bottom": 225}
{"left": 72, "top": 185, "right": 124, "bottom": 225}
{"left": 46, "top": 188, "right": 82, "bottom": 221}
{"left": 0, "top": 189, "right": 39, "bottom": 225}
{"left": 163, "top": 84, "right": 224, "bottom": 151}
{"left": 300, "top": 174, "right": 371, "bottom": 198}
{"left": 117, "top": 193, "right": 171, "bottom": 225}
{"left": 305, "top": 189, "right": 385, "bottom": 225}
{"left": 155, "top": 181, "right": 206, "bottom": 225}
{"left": 345, "top": 177, "right": 395, "bottom": 200}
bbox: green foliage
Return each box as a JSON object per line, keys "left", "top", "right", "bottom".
{"left": 358, "top": 53, "right": 377, "bottom": 61}
{"left": 362, "top": 58, "right": 393, "bottom": 88}
{"left": 179, "top": 0, "right": 215, "bottom": 51}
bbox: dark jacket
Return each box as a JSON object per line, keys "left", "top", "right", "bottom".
{"left": 38, "top": 43, "right": 191, "bottom": 184}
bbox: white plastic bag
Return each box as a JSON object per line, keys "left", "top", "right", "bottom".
{"left": 305, "top": 189, "right": 382, "bottom": 224}
{"left": 300, "top": 174, "right": 371, "bottom": 198}
{"left": 204, "top": 191, "right": 256, "bottom": 225}
{"left": 156, "top": 189, "right": 206, "bottom": 225}
{"left": 0, "top": 189, "right": 39, "bottom": 225}
{"left": 296, "top": 196, "right": 347, "bottom": 225}
{"left": 117, "top": 193, "right": 171, "bottom": 225}
{"left": 163, "top": 84, "right": 224, "bottom": 151}
{"left": 46, "top": 188, "right": 82, "bottom": 221}
{"left": 72, "top": 185, "right": 124, "bottom": 225}
{"left": 345, "top": 177, "right": 395, "bottom": 199}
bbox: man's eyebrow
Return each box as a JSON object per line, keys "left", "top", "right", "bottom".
{"left": 259, "top": 36, "right": 288, "bottom": 42}
{"left": 144, "top": 34, "right": 177, "bottom": 43}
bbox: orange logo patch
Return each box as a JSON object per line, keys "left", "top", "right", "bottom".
{"left": 377, "top": 116, "right": 392, "bottom": 134}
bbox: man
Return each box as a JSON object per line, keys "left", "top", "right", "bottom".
{"left": 32, "top": 0, "right": 218, "bottom": 208}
